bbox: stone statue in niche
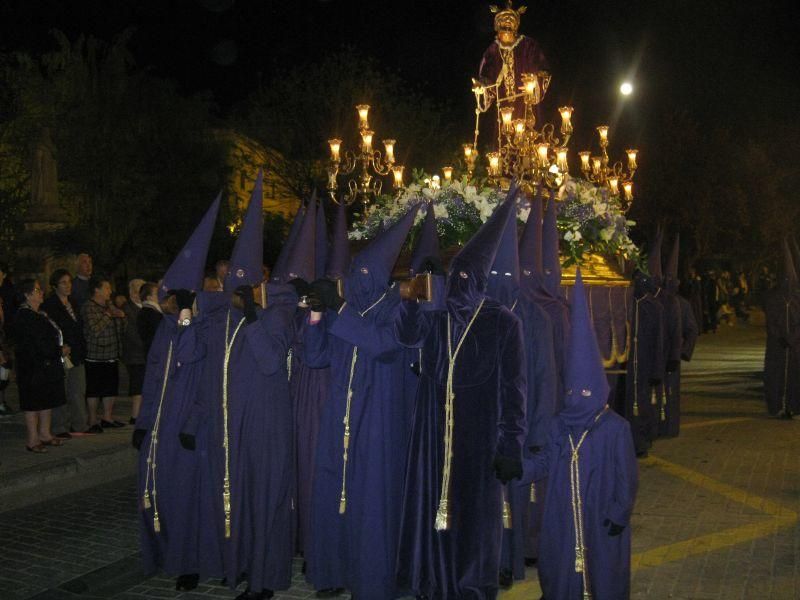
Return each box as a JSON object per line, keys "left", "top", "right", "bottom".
{"left": 30, "top": 127, "right": 59, "bottom": 208}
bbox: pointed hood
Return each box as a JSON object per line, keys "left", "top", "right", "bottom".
{"left": 447, "top": 183, "right": 519, "bottom": 321}
{"left": 781, "top": 236, "right": 798, "bottom": 291}
{"left": 665, "top": 233, "right": 680, "bottom": 294}
{"left": 326, "top": 198, "right": 350, "bottom": 280}
{"left": 519, "top": 186, "right": 543, "bottom": 276}
{"left": 647, "top": 227, "right": 663, "bottom": 287}
{"left": 283, "top": 193, "right": 317, "bottom": 283}
{"left": 542, "top": 189, "right": 562, "bottom": 297}
{"left": 159, "top": 192, "right": 221, "bottom": 300}
{"left": 486, "top": 192, "right": 520, "bottom": 309}
{"left": 560, "top": 269, "right": 609, "bottom": 429}
{"left": 227, "top": 170, "right": 264, "bottom": 288}
{"left": 315, "top": 193, "right": 329, "bottom": 280}
{"left": 409, "top": 202, "right": 440, "bottom": 275}
{"left": 271, "top": 199, "right": 306, "bottom": 283}
{"left": 346, "top": 204, "right": 420, "bottom": 312}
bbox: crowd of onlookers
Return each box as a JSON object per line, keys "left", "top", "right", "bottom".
{"left": 685, "top": 266, "right": 762, "bottom": 334}
{"left": 0, "top": 253, "right": 231, "bottom": 454}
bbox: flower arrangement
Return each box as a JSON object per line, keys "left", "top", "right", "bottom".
{"left": 348, "top": 171, "right": 639, "bottom": 266}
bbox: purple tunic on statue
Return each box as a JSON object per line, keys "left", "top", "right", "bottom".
{"left": 137, "top": 315, "right": 207, "bottom": 576}
{"left": 183, "top": 286, "right": 297, "bottom": 592}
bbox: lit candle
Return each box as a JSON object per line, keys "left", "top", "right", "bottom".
{"left": 608, "top": 175, "right": 619, "bottom": 196}
{"left": 356, "top": 104, "right": 370, "bottom": 129}
{"left": 579, "top": 151, "right": 591, "bottom": 172}
{"left": 626, "top": 149, "right": 638, "bottom": 171}
{"left": 431, "top": 175, "right": 441, "bottom": 190}
{"left": 463, "top": 144, "right": 474, "bottom": 158}
{"left": 513, "top": 119, "right": 526, "bottom": 135}
{"left": 521, "top": 73, "right": 538, "bottom": 98}
{"left": 559, "top": 106, "right": 574, "bottom": 134}
{"left": 383, "top": 139, "right": 396, "bottom": 163}
{"left": 591, "top": 156, "right": 602, "bottom": 174}
{"left": 597, "top": 125, "right": 609, "bottom": 144}
{"left": 500, "top": 106, "right": 514, "bottom": 129}
{"left": 442, "top": 166, "right": 453, "bottom": 181}
{"left": 556, "top": 147, "right": 568, "bottom": 172}
{"left": 623, "top": 180, "right": 633, "bottom": 201}
{"left": 487, "top": 152, "right": 500, "bottom": 176}
{"left": 392, "top": 165, "right": 405, "bottom": 187}
{"left": 328, "top": 138, "right": 342, "bottom": 162}
{"left": 536, "top": 143, "right": 550, "bottom": 167}
{"left": 361, "top": 129, "right": 374, "bottom": 152}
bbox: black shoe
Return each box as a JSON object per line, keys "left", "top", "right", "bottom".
{"left": 55, "top": 431, "right": 73, "bottom": 439}
{"left": 302, "top": 560, "right": 307, "bottom": 575}
{"left": 524, "top": 556, "right": 538, "bottom": 566}
{"left": 101, "top": 419, "right": 125, "bottom": 428}
{"left": 316, "top": 589, "right": 345, "bottom": 598}
{"left": 87, "top": 424, "right": 104, "bottom": 434}
{"left": 499, "top": 568, "right": 514, "bottom": 589}
{"left": 175, "top": 573, "right": 199, "bottom": 591}
{"left": 235, "top": 590, "right": 273, "bottom": 600}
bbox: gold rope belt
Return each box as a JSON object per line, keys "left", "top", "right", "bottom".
{"left": 435, "top": 298, "right": 485, "bottom": 532}
{"left": 222, "top": 311, "right": 246, "bottom": 538}
{"left": 632, "top": 298, "right": 641, "bottom": 417}
{"left": 142, "top": 340, "right": 174, "bottom": 533}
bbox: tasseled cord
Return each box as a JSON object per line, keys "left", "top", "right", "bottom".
{"left": 222, "top": 312, "right": 246, "bottom": 538}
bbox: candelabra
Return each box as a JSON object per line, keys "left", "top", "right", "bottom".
{"left": 578, "top": 126, "right": 638, "bottom": 210}
{"left": 326, "top": 104, "right": 404, "bottom": 212}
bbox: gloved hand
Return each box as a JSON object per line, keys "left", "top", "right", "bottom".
{"left": 421, "top": 256, "right": 445, "bottom": 276}
{"left": 234, "top": 285, "right": 258, "bottom": 324}
{"left": 171, "top": 289, "right": 196, "bottom": 311}
{"left": 312, "top": 278, "right": 345, "bottom": 311}
{"left": 604, "top": 519, "right": 625, "bottom": 536}
{"left": 307, "top": 291, "right": 326, "bottom": 313}
{"left": 779, "top": 337, "right": 791, "bottom": 349}
{"left": 132, "top": 428, "right": 146, "bottom": 451}
{"left": 288, "top": 278, "right": 311, "bottom": 299}
{"left": 680, "top": 353, "right": 691, "bottom": 362}
{"left": 493, "top": 454, "right": 523, "bottom": 484}
{"left": 666, "top": 359, "right": 680, "bottom": 373}
{"left": 179, "top": 432, "right": 196, "bottom": 451}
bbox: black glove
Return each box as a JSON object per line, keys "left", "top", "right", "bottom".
{"left": 779, "top": 337, "right": 791, "bottom": 349}
{"left": 234, "top": 285, "right": 258, "bottom": 324}
{"left": 179, "top": 432, "right": 196, "bottom": 451}
{"left": 171, "top": 289, "right": 196, "bottom": 311}
{"left": 649, "top": 378, "right": 662, "bottom": 387}
{"left": 307, "top": 291, "right": 326, "bottom": 313}
{"left": 288, "top": 278, "right": 311, "bottom": 299}
{"left": 421, "top": 256, "right": 445, "bottom": 276}
{"left": 132, "top": 428, "right": 146, "bottom": 451}
{"left": 604, "top": 519, "right": 625, "bottom": 536}
{"left": 493, "top": 454, "right": 523, "bottom": 484}
{"left": 666, "top": 359, "right": 680, "bottom": 373}
{"left": 680, "top": 353, "right": 691, "bottom": 362}
{"left": 312, "top": 279, "right": 345, "bottom": 311}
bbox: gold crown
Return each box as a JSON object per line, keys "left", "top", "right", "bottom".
{"left": 490, "top": 1, "right": 527, "bottom": 30}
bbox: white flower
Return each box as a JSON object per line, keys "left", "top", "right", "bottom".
{"left": 518, "top": 207, "right": 531, "bottom": 223}
{"left": 433, "top": 203, "right": 449, "bottom": 219}
{"left": 600, "top": 226, "right": 615, "bottom": 241}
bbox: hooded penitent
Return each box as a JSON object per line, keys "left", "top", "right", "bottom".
{"left": 314, "top": 193, "right": 329, "bottom": 280}
{"left": 271, "top": 197, "right": 306, "bottom": 283}
{"left": 763, "top": 237, "right": 800, "bottom": 416}
{"left": 541, "top": 191, "right": 563, "bottom": 298}
{"left": 647, "top": 227, "right": 664, "bottom": 289}
{"left": 303, "top": 204, "right": 420, "bottom": 599}
{"left": 518, "top": 268, "right": 638, "bottom": 600}
{"left": 409, "top": 202, "right": 441, "bottom": 276}
{"left": 226, "top": 170, "right": 265, "bottom": 289}
{"left": 664, "top": 234, "right": 680, "bottom": 294}
{"left": 396, "top": 191, "right": 527, "bottom": 598}
{"left": 159, "top": 192, "right": 221, "bottom": 300}
{"left": 283, "top": 197, "right": 317, "bottom": 283}
{"left": 486, "top": 184, "right": 521, "bottom": 309}
{"left": 326, "top": 197, "right": 350, "bottom": 281}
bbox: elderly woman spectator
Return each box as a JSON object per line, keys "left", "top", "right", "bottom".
{"left": 122, "top": 278, "right": 146, "bottom": 425}
{"left": 43, "top": 269, "right": 90, "bottom": 436}
{"left": 11, "top": 278, "right": 67, "bottom": 453}
{"left": 81, "top": 276, "right": 126, "bottom": 432}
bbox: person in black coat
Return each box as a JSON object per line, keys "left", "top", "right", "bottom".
{"left": 43, "top": 269, "right": 89, "bottom": 436}
{"left": 137, "top": 282, "right": 163, "bottom": 356}
{"left": 12, "top": 278, "right": 67, "bottom": 453}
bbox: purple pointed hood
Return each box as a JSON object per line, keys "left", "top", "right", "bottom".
{"left": 271, "top": 199, "right": 306, "bottom": 283}
{"left": 346, "top": 204, "right": 419, "bottom": 312}
{"left": 542, "top": 189, "right": 562, "bottom": 297}
{"left": 486, "top": 190, "right": 520, "bottom": 309}
{"left": 447, "top": 183, "right": 519, "bottom": 322}
{"left": 560, "top": 269, "right": 609, "bottom": 429}
{"left": 159, "top": 192, "right": 221, "bottom": 300}
{"left": 665, "top": 233, "right": 680, "bottom": 294}
{"left": 647, "top": 227, "right": 663, "bottom": 287}
{"left": 226, "top": 170, "right": 264, "bottom": 288}
{"left": 326, "top": 198, "right": 350, "bottom": 280}
{"left": 315, "top": 192, "right": 329, "bottom": 280}
{"left": 283, "top": 194, "right": 317, "bottom": 283}
{"left": 409, "top": 202, "right": 440, "bottom": 275}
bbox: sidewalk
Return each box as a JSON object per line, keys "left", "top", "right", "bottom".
{"left": 0, "top": 385, "right": 137, "bottom": 512}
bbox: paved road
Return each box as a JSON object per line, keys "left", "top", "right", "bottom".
{"left": 1, "top": 322, "right": 798, "bottom": 599}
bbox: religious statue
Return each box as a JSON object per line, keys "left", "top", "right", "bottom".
{"left": 477, "top": 1, "right": 548, "bottom": 122}
{"left": 30, "top": 127, "right": 59, "bottom": 208}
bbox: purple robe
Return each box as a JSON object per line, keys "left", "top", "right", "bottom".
{"left": 395, "top": 298, "right": 527, "bottom": 599}
{"left": 303, "top": 288, "right": 411, "bottom": 599}
{"left": 654, "top": 290, "right": 682, "bottom": 438}
{"left": 183, "top": 286, "right": 297, "bottom": 592}
{"left": 137, "top": 315, "right": 206, "bottom": 576}
{"left": 624, "top": 294, "right": 664, "bottom": 455}
{"left": 521, "top": 409, "right": 638, "bottom": 599}
{"left": 763, "top": 287, "right": 800, "bottom": 415}
{"left": 661, "top": 296, "right": 698, "bottom": 437}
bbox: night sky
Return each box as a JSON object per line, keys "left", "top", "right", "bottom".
{"left": 2, "top": 0, "right": 799, "bottom": 159}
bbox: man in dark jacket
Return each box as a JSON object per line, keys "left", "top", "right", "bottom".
{"left": 137, "top": 282, "right": 163, "bottom": 356}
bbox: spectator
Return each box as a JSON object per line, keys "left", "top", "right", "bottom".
{"left": 122, "top": 278, "right": 146, "bottom": 425}
{"left": 203, "top": 275, "right": 222, "bottom": 292}
{"left": 0, "top": 263, "right": 17, "bottom": 333}
{"left": 137, "top": 282, "right": 162, "bottom": 356}
{"left": 113, "top": 292, "right": 128, "bottom": 310}
{"left": 82, "top": 276, "right": 126, "bottom": 431}
{"left": 71, "top": 253, "right": 93, "bottom": 310}
{"left": 43, "top": 269, "right": 90, "bottom": 437}
{"left": 215, "top": 259, "right": 229, "bottom": 290}
{"left": 0, "top": 296, "right": 12, "bottom": 416}
{"left": 11, "top": 278, "right": 67, "bottom": 453}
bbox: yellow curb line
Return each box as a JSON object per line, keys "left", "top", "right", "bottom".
{"left": 501, "top": 453, "right": 797, "bottom": 598}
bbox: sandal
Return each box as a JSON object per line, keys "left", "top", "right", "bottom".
{"left": 26, "top": 444, "right": 48, "bottom": 453}
{"left": 40, "top": 438, "right": 64, "bottom": 447}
